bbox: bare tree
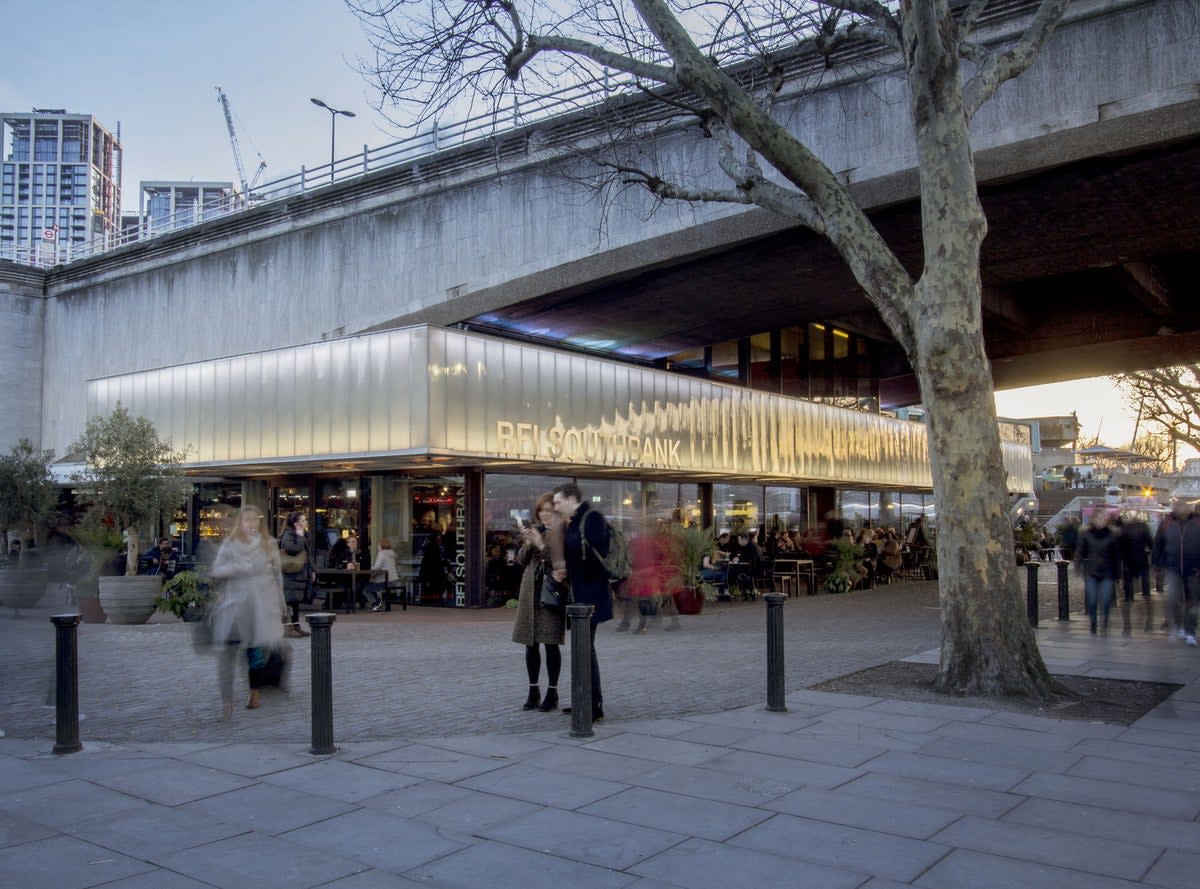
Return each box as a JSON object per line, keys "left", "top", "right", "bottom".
{"left": 1115, "top": 366, "right": 1200, "bottom": 462}
{"left": 347, "top": 0, "right": 1075, "bottom": 698}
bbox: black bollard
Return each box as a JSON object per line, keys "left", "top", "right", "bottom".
{"left": 51, "top": 614, "right": 82, "bottom": 755}
{"left": 1056, "top": 560, "right": 1070, "bottom": 621}
{"left": 306, "top": 613, "right": 337, "bottom": 755}
{"left": 764, "top": 593, "right": 787, "bottom": 712}
{"left": 1025, "top": 562, "right": 1040, "bottom": 628}
{"left": 567, "top": 603, "right": 595, "bottom": 738}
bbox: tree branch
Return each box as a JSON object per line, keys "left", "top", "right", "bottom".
{"left": 957, "top": 0, "right": 991, "bottom": 39}
{"left": 506, "top": 34, "right": 678, "bottom": 85}
{"left": 962, "top": 0, "right": 1070, "bottom": 119}
{"left": 630, "top": 0, "right": 915, "bottom": 330}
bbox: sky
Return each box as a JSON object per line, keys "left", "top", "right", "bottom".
{"left": 3, "top": 2, "right": 1188, "bottom": 461}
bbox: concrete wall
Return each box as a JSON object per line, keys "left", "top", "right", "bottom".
{"left": 35, "top": 0, "right": 1200, "bottom": 455}
{"left": 0, "top": 264, "right": 46, "bottom": 452}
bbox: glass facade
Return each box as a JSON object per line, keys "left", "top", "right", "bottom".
{"left": 1, "top": 113, "right": 121, "bottom": 260}
{"left": 836, "top": 489, "right": 935, "bottom": 532}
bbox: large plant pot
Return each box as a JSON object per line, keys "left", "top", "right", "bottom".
{"left": 0, "top": 567, "right": 49, "bottom": 611}
{"left": 673, "top": 587, "right": 704, "bottom": 616}
{"left": 73, "top": 582, "right": 107, "bottom": 623}
{"left": 99, "top": 575, "right": 162, "bottom": 625}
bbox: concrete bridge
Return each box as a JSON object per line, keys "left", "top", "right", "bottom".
{"left": 1, "top": 0, "right": 1197, "bottom": 455}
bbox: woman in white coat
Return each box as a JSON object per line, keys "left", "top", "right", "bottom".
{"left": 210, "top": 506, "right": 288, "bottom": 712}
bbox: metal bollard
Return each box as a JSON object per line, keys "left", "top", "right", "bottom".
{"left": 1026, "top": 562, "right": 1040, "bottom": 628}
{"left": 51, "top": 614, "right": 82, "bottom": 755}
{"left": 567, "top": 603, "right": 595, "bottom": 738}
{"left": 306, "top": 613, "right": 337, "bottom": 755}
{"left": 1056, "top": 560, "right": 1070, "bottom": 621}
{"left": 764, "top": 593, "right": 788, "bottom": 712}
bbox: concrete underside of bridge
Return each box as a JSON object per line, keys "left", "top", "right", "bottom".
{"left": 464, "top": 136, "right": 1200, "bottom": 406}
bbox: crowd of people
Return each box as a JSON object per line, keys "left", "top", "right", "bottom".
{"left": 1071, "top": 499, "right": 1200, "bottom": 642}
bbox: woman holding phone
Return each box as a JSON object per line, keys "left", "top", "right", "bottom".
{"left": 511, "top": 492, "right": 566, "bottom": 712}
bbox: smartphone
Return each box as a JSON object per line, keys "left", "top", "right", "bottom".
{"left": 512, "top": 509, "right": 532, "bottom": 530}
{"left": 516, "top": 517, "right": 532, "bottom": 530}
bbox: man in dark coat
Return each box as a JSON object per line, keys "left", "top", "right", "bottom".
{"left": 552, "top": 482, "right": 611, "bottom": 721}
{"left": 1153, "top": 499, "right": 1199, "bottom": 645}
{"left": 1118, "top": 516, "right": 1153, "bottom": 602}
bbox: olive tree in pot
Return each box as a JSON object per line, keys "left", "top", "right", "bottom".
{"left": 70, "top": 406, "right": 192, "bottom": 625}
{"left": 0, "top": 439, "right": 61, "bottom": 612}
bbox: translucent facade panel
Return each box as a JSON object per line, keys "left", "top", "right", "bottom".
{"left": 88, "top": 326, "right": 1031, "bottom": 492}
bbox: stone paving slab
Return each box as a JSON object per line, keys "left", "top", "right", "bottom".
{"left": 64, "top": 803, "right": 246, "bottom": 860}
{"left": 629, "top": 837, "right": 865, "bottom": 889}
{"left": 280, "top": 808, "right": 466, "bottom": 873}
{"left": 1011, "top": 770, "right": 1200, "bottom": 819}
{"left": 0, "top": 834, "right": 153, "bottom": 889}
{"left": 407, "top": 840, "right": 637, "bottom": 889}
{"left": 763, "top": 786, "right": 962, "bottom": 839}
{"left": 482, "top": 807, "right": 687, "bottom": 870}
{"left": 580, "top": 786, "right": 771, "bottom": 841}
{"left": 150, "top": 830, "right": 366, "bottom": 889}
{"left": 914, "top": 847, "right": 1148, "bottom": 889}
{"left": 729, "top": 812, "right": 951, "bottom": 882}
{"left": 1000, "top": 796, "right": 1200, "bottom": 853}
{"left": 931, "top": 814, "right": 1161, "bottom": 880}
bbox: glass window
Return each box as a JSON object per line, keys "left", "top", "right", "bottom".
{"left": 838, "top": 490, "right": 870, "bottom": 528}
{"left": 748, "top": 332, "right": 776, "bottom": 392}
{"left": 709, "top": 339, "right": 740, "bottom": 380}
{"left": 764, "top": 486, "right": 806, "bottom": 533}
{"left": 713, "top": 483, "right": 763, "bottom": 536}
{"left": 575, "top": 478, "right": 643, "bottom": 535}
{"left": 645, "top": 482, "right": 701, "bottom": 526}
{"left": 483, "top": 472, "right": 571, "bottom": 606}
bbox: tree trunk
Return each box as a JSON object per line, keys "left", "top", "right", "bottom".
{"left": 911, "top": 281, "right": 1055, "bottom": 698}
{"left": 125, "top": 528, "right": 139, "bottom": 577}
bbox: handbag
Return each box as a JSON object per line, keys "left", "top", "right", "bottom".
{"left": 279, "top": 545, "right": 307, "bottom": 574}
{"left": 539, "top": 566, "right": 567, "bottom": 612}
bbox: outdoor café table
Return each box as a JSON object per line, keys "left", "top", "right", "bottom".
{"left": 771, "top": 557, "right": 815, "bottom": 595}
{"left": 314, "top": 568, "right": 377, "bottom": 613}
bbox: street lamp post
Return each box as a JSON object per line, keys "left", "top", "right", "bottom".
{"left": 310, "top": 98, "right": 356, "bottom": 185}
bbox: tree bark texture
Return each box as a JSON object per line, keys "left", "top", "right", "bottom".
{"left": 902, "top": 0, "right": 1053, "bottom": 697}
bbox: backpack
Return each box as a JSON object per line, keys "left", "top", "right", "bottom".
{"left": 582, "top": 510, "right": 632, "bottom": 582}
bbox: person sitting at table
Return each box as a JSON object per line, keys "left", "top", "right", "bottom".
{"left": 728, "top": 532, "right": 764, "bottom": 596}
{"left": 336, "top": 535, "right": 366, "bottom": 570}
{"left": 700, "top": 549, "right": 728, "bottom": 595}
{"left": 877, "top": 528, "right": 902, "bottom": 584}
{"left": 361, "top": 539, "right": 398, "bottom": 612}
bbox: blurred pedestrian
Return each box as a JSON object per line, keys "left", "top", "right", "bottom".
{"left": 1075, "top": 509, "right": 1121, "bottom": 634}
{"left": 1152, "top": 498, "right": 1199, "bottom": 646}
{"left": 209, "top": 506, "right": 290, "bottom": 714}
{"left": 512, "top": 493, "right": 566, "bottom": 712}
{"left": 361, "top": 539, "right": 398, "bottom": 611}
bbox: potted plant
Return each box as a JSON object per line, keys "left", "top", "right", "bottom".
{"left": 1014, "top": 520, "right": 1041, "bottom": 566}
{"left": 0, "top": 439, "right": 61, "bottom": 612}
{"left": 70, "top": 405, "right": 192, "bottom": 625}
{"left": 824, "top": 537, "right": 865, "bottom": 594}
{"left": 65, "top": 518, "right": 125, "bottom": 623}
{"left": 668, "top": 523, "right": 719, "bottom": 615}
{"left": 156, "top": 570, "right": 208, "bottom": 621}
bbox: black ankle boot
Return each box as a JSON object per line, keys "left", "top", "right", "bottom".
{"left": 522, "top": 686, "right": 540, "bottom": 710}
{"left": 538, "top": 688, "right": 559, "bottom": 712}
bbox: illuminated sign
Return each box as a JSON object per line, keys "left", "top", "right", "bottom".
{"left": 495, "top": 421, "right": 682, "bottom": 468}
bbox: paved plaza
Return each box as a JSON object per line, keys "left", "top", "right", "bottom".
{"left": 2, "top": 582, "right": 1199, "bottom": 888}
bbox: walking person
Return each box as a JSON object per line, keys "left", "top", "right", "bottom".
{"left": 1152, "top": 498, "right": 1200, "bottom": 646}
{"left": 512, "top": 493, "right": 566, "bottom": 712}
{"left": 209, "top": 506, "right": 290, "bottom": 714}
{"left": 1075, "top": 509, "right": 1121, "bottom": 634}
{"left": 552, "top": 482, "right": 612, "bottom": 722}
{"left": 1117, "top": 514, "right": 1153, "bottom": 632}
{"left": 279, "top": 510, "right": 312, "bottom": 637}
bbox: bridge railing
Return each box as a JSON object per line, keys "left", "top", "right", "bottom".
{"left": 0, "top": 5, "right": 912, "bottom": 268}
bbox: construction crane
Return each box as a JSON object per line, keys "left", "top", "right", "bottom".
{"left": 215, "top": 86, "right": 267, "bottom": 198}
